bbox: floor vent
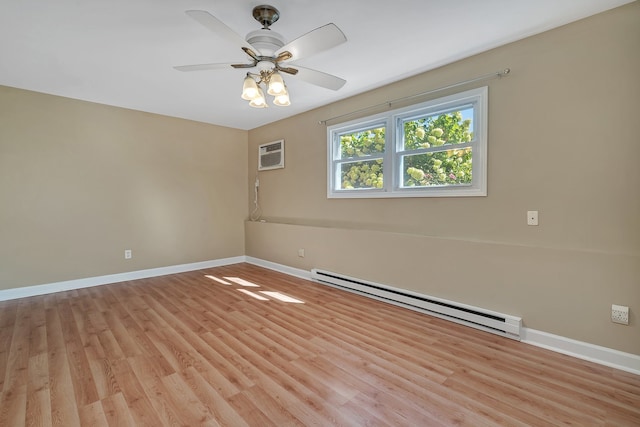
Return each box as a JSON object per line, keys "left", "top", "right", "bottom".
{"left": 311, "top": 269, "right": 522, "bottom": 340}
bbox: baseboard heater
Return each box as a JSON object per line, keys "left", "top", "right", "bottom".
{"left": 311, "top": 269, "right": 522, "bottom": 340}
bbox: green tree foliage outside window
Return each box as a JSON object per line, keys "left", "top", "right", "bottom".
{"left": 402, "top": 110, "right": 473, "bottom": 187}
{"left": 338, "top": 111, "right": 473, "bottom": 190}
{"left": 339, "top": 127, "right": 385, "bottom": 189}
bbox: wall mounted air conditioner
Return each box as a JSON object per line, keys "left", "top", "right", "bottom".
{"left": 258, "top": 140, "right": 285, "bottom": 171}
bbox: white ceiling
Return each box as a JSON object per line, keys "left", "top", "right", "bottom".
{"left": 0, "top": 0, "right": 633, "bottom": 130}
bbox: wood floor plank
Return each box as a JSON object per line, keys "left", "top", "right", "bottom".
{"left": 3, "top": 301, "right": 31, "bottom": 393}
{"left": 88, "top": 358, "right": 121, "bottom": 401}
{"left": 144, "top": 310, "right": 247, "bottom": 398}
{"left": 0, "top": 384, "right": 27, "bottom": 427}
{"left": 226, "top": 391, "right": 277, "bottom": 427}
{"left": 95, "top": 330, "right": 125, "bottom": 362}
{"left": 442, "top": 336, "right": 636, "bottom": 419}
{"left": 0, "top": 306, "right": 19, "bottom": 391}
{"left": 26, "top": 352, "right": 52, "bottom": 427}
{"left": 56, "top": 316, "right": 99, "bottom": 408}
{"left": 108, "top": 358, "right": 165, "bottom": 427}
{"left": 103, "top": 294, "right": 168, "bottom": 363}
{"left": 0, "top": 346, "right": 9, "bottom": 392}
{"left": 238, "top": 308, "right": 316, "bottom": 359}
{"left": 199, "top": 332, "right": 256, "bottom": 390}
{"left": 27, "top": 299, "right": 48, "bottom": 357}
{"left": 101, "top": 392, "right": 138, "bottom": 427}
{"left": 211, "top": 327, "right": 338, "bottom": 425}
{"left": 45, "top": 304, "right": 81, "bottom": 427}
{"left": 100, "top": 311, "right": 142, "bottom": 359}
{"left": 0, "top": 263, "right": 638, "bottom": 426}
{"left": 0, "top": 301, "right": 33, "bottom": 427}
{"left": 126, "top": 356, "right": 187, "bottom": 427}
{"left": 311, "top": 334, "right": 483, "bottom": 425}
{"left": 241, "top": 385, "right": 306, "bottom": 427}
{"left": 214, "top": 322, "right": 355, "bottom": 425}
{"left": 77, "top": 400, "right": 109, "bottom": 427}
{"left": 243, "top": 331, "right": 353, "bottom": 408}
{"left": 160, "top": 372, "right": 218, "bottom": 426}
{"left": 180, "top": 366, "right": 249, "bottom": 427}
{"left": 317, "top": 314, "right": 453, "bottom": 384}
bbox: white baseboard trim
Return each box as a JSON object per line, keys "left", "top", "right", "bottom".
{"left": 0, "top": 256, "right": 246, "bottom": 302}
{"left": 521, "top": 328, "right": 640, "bottom": 375}
{"left": 245, "top": 256, "right": 312, "bottom": 281}
{"left": 245, "top": 257, "right": 640, "bottom": 376}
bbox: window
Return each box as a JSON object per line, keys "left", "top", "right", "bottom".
{"left": 327, "top": 87, "right": 487, "bottom": 198}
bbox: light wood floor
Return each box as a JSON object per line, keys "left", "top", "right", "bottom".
{"left": 1, "top": 263, "right": 638, "bottom": 426}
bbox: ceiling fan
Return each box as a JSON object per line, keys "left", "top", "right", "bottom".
{"left": 174, "top": 5, "right": 347, "bottom": 107}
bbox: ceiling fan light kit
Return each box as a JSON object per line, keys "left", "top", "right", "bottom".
{"left": 175, "top": 5, "right": 347, "bottom": 109}
{"left": 242, "top": 70, "right": 291, "bottom": 108}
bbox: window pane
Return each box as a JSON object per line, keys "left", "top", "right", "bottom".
{"left": 339, "top": 127, "right": 385, "bottom": 159}
{"left": 403, "top": 108, "right": 473, "bottom": 150}
{"left": 340, "top": 160, "right": 384, "bottom": 189}
{"left": 402, "top": 149, "right": 472, "bottom": 187}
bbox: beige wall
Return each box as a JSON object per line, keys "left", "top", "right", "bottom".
{"left": 0, "top": 86, "right": 248, "bottom": 289}
{"left": 246, "top": 3, "right": 640, "bottom": 355}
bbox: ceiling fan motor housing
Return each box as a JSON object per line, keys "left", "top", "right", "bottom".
{"left": 246, "top": 29, "right": 285, "bottom": 56}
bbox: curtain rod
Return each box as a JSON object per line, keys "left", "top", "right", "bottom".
{"left": 318, "top": 68, "right": 510, "bottom": 125}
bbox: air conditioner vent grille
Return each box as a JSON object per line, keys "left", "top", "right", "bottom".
{"left": 259, "top": 139, "right": 284, "bottom": 171}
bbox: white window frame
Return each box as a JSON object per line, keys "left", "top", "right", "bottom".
{"left": 327, "top": 86, "right": 488, "bottom": 198}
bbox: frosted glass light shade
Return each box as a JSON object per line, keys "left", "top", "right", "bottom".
{"left": 249, "top": 87, "right": 267, "bottom": 108}
{"left": 241, "top": 76, "right": 260, "bottom": 100}
{"left": 267, "top": 72, "right": 285, "bottom": 95}
{"left": 273, "top": 87, "right": 290, "bottom": 106}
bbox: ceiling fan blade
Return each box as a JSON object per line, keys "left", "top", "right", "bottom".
{"left": 275, "top": 23, "right": 346, "bottom": 61}
{"left": 185, "top": 10, "right": 254, "bottom": 50}
{"left": 277, "top": 66, "right": 299, "bottom": 75}
{"left": 231, "top": 63, "right": 256, "bottom": 69}
{"left": 290, "top": 66, "right": 346, "bottom": 91}
{"left": 174, "top": 63, "right": 233, "bottom": 72}
{"left": 275, "top": 51, "right": 293, "bottom": 63}
{"left": 241, "top": 47, "right": 260, "bottom": 62}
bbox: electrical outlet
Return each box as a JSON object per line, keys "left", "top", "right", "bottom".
{"left": 298, "top": 248, "right": 305, "bottom": 258}
{"left": 527, "top": 210, "right": 539, "bottom": 226}
{"left": 611, "top": 304, "right": 629, "bottom": 325}
{"left": 124, "top": 249, "right": 132, "bottom": 260}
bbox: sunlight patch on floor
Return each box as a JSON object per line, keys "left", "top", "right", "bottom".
{"left": 204, "top": 273, "right": 305, "bottom": 303}
{"left": 260, "top": 291, "right": 304, "bottom": 304}
{"left": 224, "top": 277, "right": 260, "bottom": 287}
{"left": 237, "top": 289, "right": 269, "bottom": 300}
{"left": 205, "top": 275, "right": 231, "bottom": 285}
